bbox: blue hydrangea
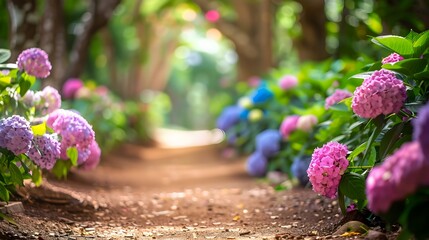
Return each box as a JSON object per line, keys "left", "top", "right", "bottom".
{"left": 255, "top": 129, "right": 281, "bottom": 157}
{"left": 250, "top": 87, "right": 274, "bottom": 104}
{"left": 291, "top": 155, "right": 311, "bottom": 186}
{"left": 413, "top": 102, "right": 429, "bottom": 158}
{"left": 216, "top": 106, "right": 242, "bottom": 131}
{"left": 0, "top": 115, "right": 33, "bottom": 155}
{"left": 246, "top": 151, "right": 268, "bottom": 177}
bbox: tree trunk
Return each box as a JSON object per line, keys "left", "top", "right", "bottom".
{"left": 6, "top": 0, "right": 38, "bottom": 61}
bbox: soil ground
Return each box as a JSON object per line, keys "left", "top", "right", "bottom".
{"left": 0, "top": 140, "right": 396, "bottom": 240}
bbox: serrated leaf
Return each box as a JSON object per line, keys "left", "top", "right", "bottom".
{"left": 31, "top": 122, "right": 47, "bottom": 136}
{"left": 0, "top": 182, "right": 10, "bottom": 202}
{"left": 382, "top": 58, "right": 428, "bottom": 76}
{"left": 339, "top": 172, "right": 366, "bottom": 201}
{"left": 9, "top": 163, "right": 23, "bottom": 186}
{"left": 372, "top": 35, "right": 414, "bottom": 57}
{"left": 0, "top": 49, "right": 11, "bottom": 64}
{"left": 66, "top": 147, "right": 78, "bottom": 166}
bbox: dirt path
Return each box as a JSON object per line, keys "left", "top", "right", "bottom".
{"left": 1, "top": 143, "right": 353, "bottom": 239}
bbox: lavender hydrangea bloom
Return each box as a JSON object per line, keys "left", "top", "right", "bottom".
{"left": 413, "top": 102, "right": 429, "bottom": 157}
{"left": 20, "top": 90, "right": 41, "bottom": 107}
{"left": 28, "top": 134, "right": 60, "bottom": 170}
{"left": 39, "top": 86, "right": 61, "bottom": 115}
{"left": 246, "top": 151, "right": 268, "bottom": 177}
{"left": 47, "top": 109, "right": 95, "bottom": 163}
{"left": 0, "top": 115, "right": 33, "bottom": 155}
{"left": 216, "top": 106, "right": 242, "bottom": 131}
{"left": 255, "top": 129, "right": 281, "bottom": 157}
{"left": 250, "top": 87, "right": 273, "bottom": 104}
{"left": 307, "top": 142, "right": 349, "bottom": 199}
{"left": 291, "top": 156, "right": 311, "bottom": 186}
{"left": 366, "top": 142, "right": 429, "bottom": 213}
{"left": 279, "top": 115, "right": 299, "bottom": 139}
{"left": 325, "top": 89, "right": 352, "bottom": 109}
{"left": 17, "top": 48, "right": 52, "bottom": 78}
{"left": 382, "top": 53, "right": 404, "bottom": 64}
{"left": 352, "top": 69, "right": 406, "bottom": 118}
{"left": 79, "top": 140, "right": 101, "bottom": 170}
{"left": 62, "top": 78, "right": 84, "bottom": 99}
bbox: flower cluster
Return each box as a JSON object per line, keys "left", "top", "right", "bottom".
{"left": 17, "top": 48, "right": 52, "bottom": 78}
{"left": 246, "top": 151, "right": 268, "bottom": 177}
{"left": 296, "top": 115, "right": 318, "bottom": 132}
{"left": 325, "top": 89, "right": 352, "bottom": 109}
{"left": 62, "top": 78, "right": 84, "bottom": 99}
{"left": 352, "top": 69, "right": 406, "bottom": 118}
{"left": 278, "top": 75, "right": 298, "bottom": 90}
{"left": 47, "top": 109, "right": 95, "bottom": 164}
{"left": 382, "top": 53, "right": 404, "bottom": 64}
{"left": 250, "top": 86, "right": 273, "bottom": 104}
{"left": 413, "top": 103, "right": 429, "bottom": 157}
{"left": 307, "top": 142, "right": 349, "bottom": 199}
{"left": 39, "top": 86, "right": 62, "bottom": 115}
{"left": 291, "top": 156, "right": 311, "bottom": 186}
{"left": 79, "top": 140, "right": 101, "bottom": 170}
{"left": 27, "top": 134, "right": 60, "bottom": 170}
{"left": 279, "top": 115, "right": 299, "bottom": 139}
{"left": 255, "top": 129, "right": 281, "bottom": 157}
{"left": 0, "top": 115, "right": 33, "bottom": 155}
{"left": 216, "top": 106, "right": 243, "bottom": 131}
{"left": 366, "top": 142, "right": 429, "bottom": 213}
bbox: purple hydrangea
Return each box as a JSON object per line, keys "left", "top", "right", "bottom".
{"left": 279, "top": 115, "right": 299, "bottom": 139}
{"left": 246, "top": 151, "right": 268, "bottom": 177}
{"left": 278, "top": 75, "right": 298, "bottom": 90}
{"left": 325, "top": 89, "right": 352, "bottom": 109}
{"left": 250, "top": 87, "right": 273, "bottom": 104}
{"left": 0, "top": 115, "right": 33, "bottom": 155}
{"left": 255, "top": 129, "right": 281, "bottom": 157}
{"left": 352, "top": 69, "right": 406, "bottom": 118}
{"left": 28, "top": 134, "right": 60, "bottom": 170}
{"left": 307, "top": 142, "right": 349, "bottom": 199}
{"left": 62, "top": 78, "right": 84, "bottom": 99}
{"left": 38, "top": 86, "right": 61, "bottom": 115}
{"left": 366, "top": 142, "right": 429, "bottom": 214}
{"left": 216, "top": 106, "right": 243, "bottom": 131}
{"left": 16, "top": 48, "right": 52, "bottom": 78}
{"left": 79, "top": 140, "right": 101, "bottom": 170}
{"left": 291, "top": 156, "right": 311, "bottom": 186}
{"left": 413, "top": 102, "right": 429, "bottom": 157}
{"left": 382, "top": 53, "right": 404, "bottom": 64}
{"left": 47, "top": 109, "right": 95, "bottom": 163}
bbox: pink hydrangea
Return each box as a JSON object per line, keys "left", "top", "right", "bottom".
{"left": 382, "top": 53, "right": 404, "bottom": 64}
{"left": 279, "top": 75, "right": 298, "bottom": 90}
{"left": 62, "top": 78, "right": 84, "bottom": 99}
{"left": 296, "top": 115, "right": 318, "bottom": 132}
{"left": 205, "top": 10, "right": 220, "bottom": 23}
{"left": 17, "top": 48, "right": 52, "bottom": 78}
{"left": 0, "top": 115, "right": 33, "bottom": 155}
{"left": 38, "top": 86, "right": 61, "bottom": 115}
{"left": 28, "top": 134, "right": 60, "bottom": 170}
{"left": 352, "top": 69, "right": 406, "bottom": 118}
{"left": 325, "top": 89, "right": 352, "bottom": 109}
{"left": 279, "top": 115, "right": 300, "bottom": 139}
{"left": 307, "top": 142, "right": 349, "bottom": 199}
{"left": 366, "top": 142, "right": 429, "bottom": 214}
{"left": 79, "top": 140, "right": 101, "bottom": 170}
{"left": 47, "top": 109, "right": 95, "bottom": 163}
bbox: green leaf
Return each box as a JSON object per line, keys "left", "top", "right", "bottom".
{"left": 372, "top": 35, "right": 414, "bottom": 57}
{"left": 339, "top": 172, "right": 366, "bottom": 201}
{"left": 348, "top": 142, "right": 366, "bottom": 161}
{"left": 19, "top": 79, "right": 32, "bottom": 96}
{"left": 381, "top": 58, "right": 428, "bottom": 76}
{"left": 406, "top": 200, "right": 429, "bottom": 239}
{"left": 405, "top": 30, "right": 420, "bottom": 42}
{"left": 0, "top": 182, "right": 10, "bottom": 202}
{"left": 51, "top": 160, "right": 72, "bottom": 179}
{"left": 8, "top": 163, "right": 23, "bottom": 186}
{"left": 379, "top": 122, "right": 404, "bottom": 160}
{"left": 0, "top": 49, "right": 11, "bottom": 64}
{"left": 31, "top": 167, "right": 43, "bottom": 186}
{"left": 0, "top": 212, "right": 17, "bottom": 226}
{"left": 338, "top": 188, "right": 346, "bottom": 215}
{"left": 413, "top": 30, "right": 429, "bottom": 56}
{"left": 66, "top": 147, "right": 78, "bottom": 166}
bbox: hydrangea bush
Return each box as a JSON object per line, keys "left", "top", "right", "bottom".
{"left": 0, "top": 48, "right": 101, "bottom": 203}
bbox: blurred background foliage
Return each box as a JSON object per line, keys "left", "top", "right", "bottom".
{"left": 1, "top": 0, "right": 428, "bottom": 148}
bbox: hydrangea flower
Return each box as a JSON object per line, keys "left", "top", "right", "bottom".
{"left": 238, "top": 97, "right": 253, "bottom": 109}
{"left": 279, "top": 115, "right": 300, "bottom": 139}
{"left": 47, "top": 109, "right": 95, "bottom": 163}
{"left": 205, "top": 10, "right": 220, "bottom": 23}
{"left": 382, "top": 53, "right": 404, "bottom": 64}
{"left": 79, "top": 140, "right": 101, "bottom": 170}
{"left": 307, "top": 142, "right": 349, "bottom": 199}
{"left": 366, "top": 142, "right": 429, "bottom": 213}
{"left": 279, "top": 75, "right": 298, "bottom": 90}
{"left": 39, "top": 86, "right": 61, "bottom": 115}
{"left": 20, "top": 90, "right": 41, "bottom": 107}
{"left": 27, "top": 134, "right": 60, "bottom": 170}
{"left": 246, "top": 151, "right": 268, "bottom": 177}
{"left": 352, "top": 69, "right": 406, "bottom": 118}
{"left": 16, "top": 48, "right": 52, "bottom": 78}
{"left": 216, "top": 106, "right": 242, "bottom": 131}
{"left": 413, "top": 102, "right": 429, "bottom": 157}
{"left": 248, "top": 109, "right": 263, "bottom": 122}
{"left": 250, "top": 87, "right": 273, "bottom": 104}
{"left": 296, "top": 115, "right": 318, "bottom": 132}
{"left": 291, "top": 156, "right": 311, "bottom": 186}
{"left": 255, "top": 129, "right": 281, "bottom": 157}
{"left": 62, "top": 78, "right": 84, "bottom": 99}
{"left": 0, "top": 115, "right": 33, "bottom": 155}
{"left": 325, "top": 89, "right": 352, "bottom": 109}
